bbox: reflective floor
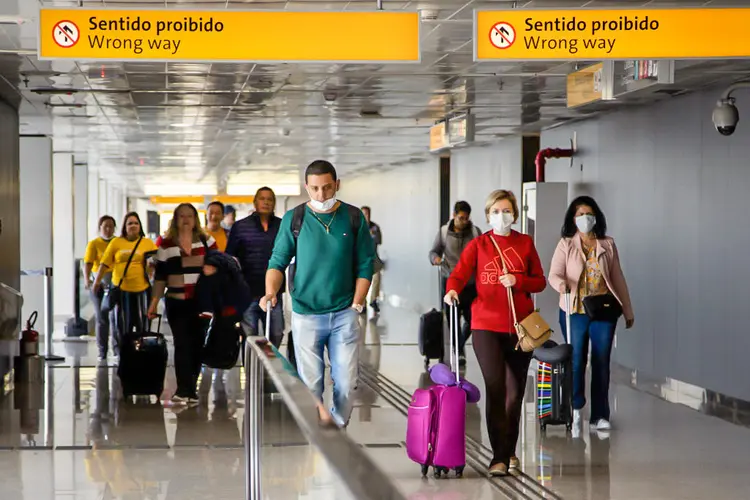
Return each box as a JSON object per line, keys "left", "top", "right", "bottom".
{"left": 2, "top": 303, "right": 750, "bottom": 499}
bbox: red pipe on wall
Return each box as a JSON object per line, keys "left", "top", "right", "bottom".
{"left": 535, "top": 148, "right": 574, "bottom": 182}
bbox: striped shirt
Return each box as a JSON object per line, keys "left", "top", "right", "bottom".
{"left": 154, "top": 235, "right": 217, "bottom": 300}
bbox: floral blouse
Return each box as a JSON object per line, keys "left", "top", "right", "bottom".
{"left": 575, "top": 245, "right": 610, "bottom": 314}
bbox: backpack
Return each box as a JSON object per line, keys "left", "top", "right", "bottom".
{"left": 287, "top": 202, "right": 362, "bottom": 293}
{"left": 440, "top": 223, "right": 481, "bottom": 246}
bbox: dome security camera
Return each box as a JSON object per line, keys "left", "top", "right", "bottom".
{"left": 712, "top": 98, "right": 739, "bottom": 136}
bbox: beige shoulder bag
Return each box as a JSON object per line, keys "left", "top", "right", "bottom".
{"left": 489, "top": 235, "right": 552, "bottom": 352}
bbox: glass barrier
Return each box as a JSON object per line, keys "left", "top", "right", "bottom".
{"left": 243, "top": 338, "right": 405, "bottom": 500}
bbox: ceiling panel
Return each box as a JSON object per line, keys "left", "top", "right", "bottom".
{"left": 0, "top": 0, "right": 748, "bottom": 193}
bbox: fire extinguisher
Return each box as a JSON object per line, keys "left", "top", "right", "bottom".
{"left": 21, "top": 311, "right": 40, "bottom": 356}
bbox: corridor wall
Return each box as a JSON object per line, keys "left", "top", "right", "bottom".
{"left": 541, "top": 85, "right": 750, "bottom": 401}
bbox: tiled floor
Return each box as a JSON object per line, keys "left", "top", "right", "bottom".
{"left": 2, "top": 303, "right": 750, "bottom": 499}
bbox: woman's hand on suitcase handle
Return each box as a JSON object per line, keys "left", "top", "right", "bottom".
{"left": 444, "top": 290, "right": 459, "bottom": 306}
{"left": 146, "top": 300, "right": 159, "bottom": 320}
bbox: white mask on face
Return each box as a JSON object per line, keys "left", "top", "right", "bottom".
{"left": 309, "top": 195, "right": 337, "bottom": 212}
{"left": 489, "top": 212, "right": 514, "bottom": 235}
{"left": 575, "top": 214, "right": 596, "bottom": 234}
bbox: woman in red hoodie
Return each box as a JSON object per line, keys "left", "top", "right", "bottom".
{"left": 445, "top": 189, "right": 546, "bottom": 477}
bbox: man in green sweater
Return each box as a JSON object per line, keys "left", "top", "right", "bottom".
{"left": 261, "top": 160, "right": 375, "bottom": 427}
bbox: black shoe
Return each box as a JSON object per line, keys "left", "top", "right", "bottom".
{"left": 370, "top": 301, "right": 380, "bottom": 313}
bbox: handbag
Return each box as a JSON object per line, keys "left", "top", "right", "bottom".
{"left": 582, "top": 293, "right": 623, "bottom": 323}
{"left": 489, "top": 235, "right": 552, "bottom": 352}
{"left": 101, "top": 237, "right": 143, "bottom": 313}
{"left": 202, "top": 314, "right": 242, "bottom": 369}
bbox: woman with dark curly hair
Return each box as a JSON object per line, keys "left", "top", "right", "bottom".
{"left": 548, "top": 195, "right": 634, "bottom": 432}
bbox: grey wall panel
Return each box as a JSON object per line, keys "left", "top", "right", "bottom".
{"left": 341, "top": 161, "right": 441, "bottom": 312}
{"left": 0, "top": 100, "right": 20, "bottom": 292}
{"left": 541, "top": 87, "right": 750, "bottom": 400}
{"left": 450, "top": 138, "right": 523, "bottom": 228}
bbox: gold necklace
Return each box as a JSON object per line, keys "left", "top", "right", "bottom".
{"left": 309, "top": 209, "right": 337, "bottom": 234}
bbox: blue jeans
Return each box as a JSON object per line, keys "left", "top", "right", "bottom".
{"left": 291, "top": 308, "right": 360, "bottom": 427}
{"left": 242, "top": 298, "right": 284, "bottom": 348}
{"left": 559, "top": 310, "right": 617, "bottom": 423}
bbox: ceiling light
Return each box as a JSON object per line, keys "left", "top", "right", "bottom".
{"left": 143, "top": 183, "right": 217, "bottom": 196}
{"left": 226, "top": 184, "right": 300, "bottom": 196}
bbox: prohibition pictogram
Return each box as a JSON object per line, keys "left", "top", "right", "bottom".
{"left": 53, "top": 20, "right": 79, "bottom": 48}
{"left": 489, "top": 22, "right": 515, "bottom": 49}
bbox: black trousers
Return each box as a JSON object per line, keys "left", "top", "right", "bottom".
{"left": 472, "top": 330, "right": 532, "bottom": 466}
{"left": 165, "top": 298, "right": 206, "bottom": 398}
{"left": 441, "top": 277, "right": 477, "bottom": 354}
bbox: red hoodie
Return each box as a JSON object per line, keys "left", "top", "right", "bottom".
{"left": 446, "top": 230, "right": 546, "bottom": 334}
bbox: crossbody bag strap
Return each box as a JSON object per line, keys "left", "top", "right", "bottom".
{"left": 488, "top": 234, "right": 524, "bottom": 348}
{"left": 119, "top": 237, "right": 143, "bottom": 287}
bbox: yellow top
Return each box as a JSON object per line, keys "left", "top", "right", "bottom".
{"left": 100, "top": 237, "right": 158, "bottom": 293}
{"left": 83, "top": 237, "right": 113, "bottom": 274}
{"left": 575, "top": 246, "right": 610, "bottom": 314}
{"left": 205, "top": 229, "right": 227, "bottom": 252}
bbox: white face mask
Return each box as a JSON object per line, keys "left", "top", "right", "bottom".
{"left": 309, "top": 195, "right": 337, "bottom": 212}
{"left": 489, "top": 212, "right": 514, "bottom": 234}
{"left": 575, "top": 214, "right": 596, "bottom": 234}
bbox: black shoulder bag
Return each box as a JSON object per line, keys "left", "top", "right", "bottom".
{"left": 101, "top": 237, "right": 143, "bottom": 313}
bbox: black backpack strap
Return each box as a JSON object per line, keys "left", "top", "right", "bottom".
{"left": 343, "top": 203, "right": 361, "bottom": 248}
{"left": 291, "top": 203, "right": 307, "bottom": 252}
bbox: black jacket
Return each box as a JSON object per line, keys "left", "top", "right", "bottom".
{"left": 196, "top": 250, "right": 252, "bottom": 317}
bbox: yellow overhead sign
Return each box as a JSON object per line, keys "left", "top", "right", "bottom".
{"left": 39, "top": 8, "right": 420, "bottom": 63}
{"left": 566, "top": 63, "right": 603, "bottom": 108}
{"left": 475, "top": 8, "right": 750, "bottom": 61}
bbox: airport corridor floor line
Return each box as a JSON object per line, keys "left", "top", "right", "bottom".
{"left": 356, "top": 362, "right": 562, "bottom": 500}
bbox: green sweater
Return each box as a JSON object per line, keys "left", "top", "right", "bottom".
{"left": 268, "top": 203, "right": 375, "bottom": 315}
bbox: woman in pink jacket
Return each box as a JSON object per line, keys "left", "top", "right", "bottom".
{"left": 548, "top": 196, "right": 634, "bottom": 432}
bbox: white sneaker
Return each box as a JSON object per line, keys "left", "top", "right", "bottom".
{"left": 594, "top": 419, "right": 611, "bottom": 431}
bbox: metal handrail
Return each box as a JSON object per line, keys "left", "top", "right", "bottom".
{"left": 243, "top": 338, "right": 406, "bottom": 500}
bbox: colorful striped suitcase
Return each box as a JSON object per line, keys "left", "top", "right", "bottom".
{"left": 535, "top": 293, "right": 573, "bottom": 432}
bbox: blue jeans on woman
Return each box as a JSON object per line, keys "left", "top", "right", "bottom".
{"left": 559, "top": 310, "right": 617, "bottom": 423}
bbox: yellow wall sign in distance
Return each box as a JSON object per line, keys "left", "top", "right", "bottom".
{"left": 39, "top": 8, "right": 420, "bottom": 63}
{"left": 566, "top": 63, "right": 603, "bottom": 108}
{"left": 475, "top": 8, "right": 750, "bottom": 61}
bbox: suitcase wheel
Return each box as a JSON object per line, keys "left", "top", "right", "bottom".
{"left": 420, "top": 464, "right": 429, "bottom": 477}
{"left": 424, "top": 358, "right": 430, "bottom": 371}
{"left": 433, "top": 467, "right": 448, "bottom": 479}
{"left": 454, "top": 465, "right": 465, "bottom": 478}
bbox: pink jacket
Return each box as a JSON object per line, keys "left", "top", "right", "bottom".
{"left": 548, "top": 234, "right": 634, "bottom": 321}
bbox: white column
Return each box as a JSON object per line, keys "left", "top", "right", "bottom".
{"left": 53, "top": 152, "right": 75, "bottom": 318}
{"left": 19, "top": 136, "right": 52, "bottom": 327}
{"left": 87, "top": 169, "right": 99, "bottom": 242}
{"left": 73, "top": 163, "right": 88, "bottom": 258}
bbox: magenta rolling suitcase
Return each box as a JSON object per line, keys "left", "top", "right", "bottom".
{"left": 406, "top": 303, "right": 466, "bottom": 478}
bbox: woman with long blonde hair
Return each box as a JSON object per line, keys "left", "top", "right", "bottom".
{"left": 148, "top": 203, "right": 217, "bottom": 404}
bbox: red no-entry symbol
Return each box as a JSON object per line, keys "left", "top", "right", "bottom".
{"left": 489, "top": 22, "right": 515, "bottom": 50}
{"left": 53, "top": 20, "right": 79, "bottom": 48}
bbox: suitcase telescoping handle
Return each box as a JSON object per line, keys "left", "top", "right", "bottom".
{"left": 563, "top": 289, "right": 571, "bottom": 345}
{"left": 150, "top": 313, "right": 162, "bottom": 335}
{"left": 448, "top": 301, "right": 460, "bottom": 383}
{"left": 265, "top": 304, "right": 272, "bottom": 341}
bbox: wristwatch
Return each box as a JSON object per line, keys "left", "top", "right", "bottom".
{"left": 351, "top": 303, "right": 364, "bottom": 314}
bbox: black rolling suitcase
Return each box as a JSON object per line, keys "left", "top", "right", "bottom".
{"left": 419, "top": 267, "right": 449, "bottom": 369}
{"left": 534, "top": 293, "right": 573, "bottom": 431}
{"left": 118, "top": 314, "right": 168, "bottom": 398}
